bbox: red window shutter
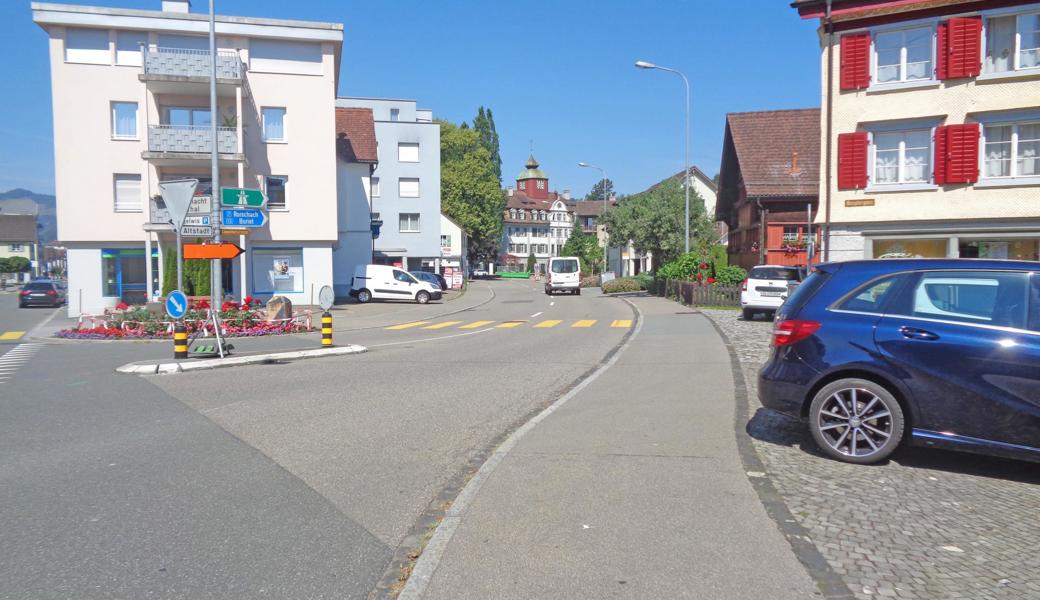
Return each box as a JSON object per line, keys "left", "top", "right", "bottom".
{"left": 840, "top": 33, "right": 871, "bottom": 90}
{"left": 837, "top": 132, "right": 869, "bottom": 190}
{"left": 946, "top": 123, "right": 980, "bottom": 184}
{"left": 933, "top": 125, "right": 948, "bottom": 184}
{"left": 943, "top": 17, "right": 982, "bottom": 79}
{"left": 936, "top": 21, "right": 949, "bottom": 79}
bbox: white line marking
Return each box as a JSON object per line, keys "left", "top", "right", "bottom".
{"left": 530, "top": 311, "right": 543, "bottom": 318}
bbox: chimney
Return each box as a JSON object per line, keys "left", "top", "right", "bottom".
{"left": 507, "top": 186, "right": 514, "bottom": 197}
{"left": 162, "top": 0, "right": 191, "bottom": 13}
{"left": 789, "top": 150, "right": 801, "bottom": 175}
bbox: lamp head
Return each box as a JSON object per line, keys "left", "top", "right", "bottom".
{"left": 634, "top": 60, "right": 656, "bottom": 69}
{"left": 577, "top": 162, "right": 589, "bottom": 167}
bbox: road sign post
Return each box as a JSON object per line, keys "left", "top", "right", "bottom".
{"left": 158, "top": 179, "right": 199, "bottom": 292}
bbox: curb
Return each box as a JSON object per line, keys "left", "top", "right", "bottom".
{"left": 115, "top": 344, "right": 368, "bottom": 375}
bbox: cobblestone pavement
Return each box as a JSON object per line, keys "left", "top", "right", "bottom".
{"left": 700, "top": 308, "right": 1040, "bottom": 600}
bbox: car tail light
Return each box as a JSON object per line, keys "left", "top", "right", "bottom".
{"left": 20, "top": 290, "right": 31, "bottom": 296}
{"left": 772, "top": 319, "right": 821, "bottom": 347}
{"left": 46, "top": 290, "right": 57, "bottom": 296}
{"left": 741, "top": 278, "right": 748, "bottom": 292}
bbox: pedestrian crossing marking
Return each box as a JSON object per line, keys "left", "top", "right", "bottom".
{"left": 533, "top": 320, "right": 563, "bottom": 328}
{"left": 571, "top": 320, "right": 597, "bottom": 328}
{"left": 0, "top": 331, "right": 25, "bottom": 340}
{"left": 611, "top": 320, "right": 633, "bottom": 328}
{"left": 496, "top": 321, "right": 527, "bottom": 328}
{"left": 386, "top": 321, "right": 430, "bottom": 330}
{"left": 459, "top": 320, "right": 494, "bottom": 329}
{"left": 423, "top": 321, "right": 463, "bottom": 330}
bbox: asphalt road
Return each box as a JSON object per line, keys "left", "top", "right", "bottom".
{"left": 0, "top": 280, "right": 635, "bottom": 598}
{"left": 0, "top": 292, "right": 62, "bottom": 347}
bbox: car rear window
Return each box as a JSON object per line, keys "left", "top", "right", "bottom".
{"left": 25, "top": 282, "right": 54, "bottom": 291}
{"left": 749, "top": 266, "right": 800, "bottom": 281}
{"left": 780, "top": 270, "right": 830, "bottom": 315}
{"left": 551, "top": 259, "right": 578, "bottom": 274}
{"left": 837, "top": 275, "right": 905, "bottom": 314}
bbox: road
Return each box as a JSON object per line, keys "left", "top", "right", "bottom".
{"left": 0, "top": 280, "right": 638, "bottom": 598}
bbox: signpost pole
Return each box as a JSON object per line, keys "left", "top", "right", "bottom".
{"left": 208, "top": 0, "right": 224, "bottom": 356}
{"left": 176, "top": 226, "right": 184, "bottom": 291}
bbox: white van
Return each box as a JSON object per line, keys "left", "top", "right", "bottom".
{"left": 349, "top": 264, "right": 442, "bottom": 304}
{"left": 546, "top": 256, "right": 581, "bottom": 295}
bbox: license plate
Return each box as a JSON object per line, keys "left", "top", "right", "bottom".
{"left": 760, "top": 291, "right": 783, "bottom": 297}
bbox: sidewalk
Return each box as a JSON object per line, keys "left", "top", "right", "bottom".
{"left": 407, "top": 295, "right": 819, "bottom": 599}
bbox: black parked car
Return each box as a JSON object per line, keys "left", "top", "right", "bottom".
{"left": 19, "top": 279, "right": 67, "bottom": 308}
{"left": 758, "top": 259, "right": 1039, "bottom": 465}
{"left": 410, "top": 271, "right": 447, "bottom": 291}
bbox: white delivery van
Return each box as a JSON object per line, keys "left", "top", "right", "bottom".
{"left": 546, "top": 256, "right": 581, "bottom": 295}
{"left": 349, "top": 264, "right": 443, "bottom": 304}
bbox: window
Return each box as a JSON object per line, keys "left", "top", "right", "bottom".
{"left": 837, "top": 275, "right": 903, "bottom": 314}
{"left": 101, "top": 248, "right": 158, "bottom": 299}
{"left": 116, "top": 31, "right": 146, "bottom": 66}
{"left": 262, "top": 107, "right": 286, "bottom": 142}
{"left": 783, "top": 226, "right": 800, "bottom": 242}
{"left": 873, "top": 238, "right": 949, "bottom": 259}
{"left": 874, "top": 27, "right": 932, "bottom": 83}
{"left": 517, "top": 244, "right": 527, "bottom": 253}
{"left": 390, "top": 108, "right": 400, "bottom": 122}
{"left": 873, "top": 130, "right": 931, "bottom": 184}
{"left": 398, "top": 143, "right": 419, "bottom": 162}
{"left": 9, "top": 244, "right": 24, "bottom": 252}
{"left": 111, "top": 102, "right": 138, "bottom": 139}
{"left": 65, "top": 28, "right": 109, "bottom": 64}
{"left": 749, "top": 266, "right": 801, "bottom": 281}
{"left": 536, "top": 180, "right": 546, "bottom": 190}
{"left": 985, "top": 13, "right": 1040, "bottom": 74}
{"left": 983, "top": 122, "right": 1040, "bottom": 178}
{"left": 371, "top": 212, "right": 380, "bottom": 221}
{"left": 509, "top": 209, "right": 517, "bottom": 219}
{"left": 519, "top": 210, "right": 526, "bottom": 220}
{"left": 440, "top": 234, "right": 452, "bottom": 247}
{"left": 959, "top": 238, "right": 1040, "bottom": 261}
{"left": 399, "top": 178, "right": 420, "bottom": 198}
{"left": 266, "top": 176, "right": 287, "bottom": 210}
{"left": 251, "top": 248, "right": 304, "bottom": 294}
{"left": 371, "top": 177, "right": 380, "bottom": 197}
{"left": 164, "top": 107, "right": 211, "bottom": 127}
{"left": 906, "top": 271, "right": 1029, "bottom": 329}
{"left": 114, "top": 174, "right": 142, "bottom": 212}
{"left": 394, "top": 270, "right": 416, "bottom": 283}
{"left": 399, "top": 213, "right": 420, "bottom": 232}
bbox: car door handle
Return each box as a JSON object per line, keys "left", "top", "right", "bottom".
{"left": 899, "top": 326, "right": 939, "bottom": 341}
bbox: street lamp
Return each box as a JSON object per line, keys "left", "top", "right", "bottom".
{"left": 578, "top": 162, "right": 609, "bottom": 274}
{"left": 635, "top": 59, "right": 691, "bottom": 254}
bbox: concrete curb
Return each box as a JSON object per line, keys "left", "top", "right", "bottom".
{"left": 115, "top": 344, "right": 367, "bottom": 375}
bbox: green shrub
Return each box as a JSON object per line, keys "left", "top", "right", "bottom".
{"left": 601, "top": 277, "right": 641, "bottom": 293}
{"left": 713, "top": 265, "right": 747, "bottom": 286}
{"left": 657, "top": 252, "right": 704, "bottom": 280}
{"left": 632, "top": 273, "right": 653, "bottom": 290}
{"left": 580, "top": 275, "right": 601, "bottom": 288}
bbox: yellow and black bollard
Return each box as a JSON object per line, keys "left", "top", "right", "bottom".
{"left": 174, "top": 322, "right": 188, "bottom": 359}
{"left": 321, "top": 311, "right": 333, "bottom": 347}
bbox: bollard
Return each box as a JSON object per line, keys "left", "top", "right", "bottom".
{"left": 321, "top": 311, "right": 333, "bottom": 347}
{"left": 174, "top": 322, "right": 188, "bottom": 359}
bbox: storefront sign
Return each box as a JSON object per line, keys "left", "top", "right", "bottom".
{"left": 845, "top": 198, "right": 875, "bottom": 207}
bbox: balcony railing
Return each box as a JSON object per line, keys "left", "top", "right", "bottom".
{"left": 142, "top": 47, "right": 243, "bottom": 80}
{"left": 148, "top": 125, "right": 237, "bottom": 154}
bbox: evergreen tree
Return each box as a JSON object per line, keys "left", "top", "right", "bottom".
{"left": 526, "top": 252, "right": 536, "bottom": 273}
{"left": 473, "top": 107, "right": 502, "bottom": 184}
{"left": 584, "top": 178, "right": 615, "bottom": 201}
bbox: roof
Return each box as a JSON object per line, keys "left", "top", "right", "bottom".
{"left": 516, "top": 154, "right": 547, "bottom": 181}
{"left": 571, "top": 199, "right": 617, "bottom": 217}
{"left": 504, "top": 190, "right": 576, "bottom": 223}
{"left": 649, "top": 165, "right": 718, "bottom": 194}
{"left": 0, "top": 199, "right": 39, "bottom": 216}
{"left": 0, "top": 214, "right": 38, "bottom": 243}
{"left": 724, "top": 108, "right": 820, "bottom": 198}
{"left": 791, "top": 0, "right": 965, "bottom": 22}
{"left": 335, "top": 108, "right": 378, "bottom": 164}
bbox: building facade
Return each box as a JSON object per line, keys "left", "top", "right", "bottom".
{"left": 439, "top": 213, "right": 468, "bottom": 286}
{"left": 0, "top": 214, "right": 39, "bottom": 282}
{"left": 33, "top": 0, "right": 343, "bottom": 315}
{"left": 333, "top": 107, "right": 377, "bottom": 298}
{"left": 335, "top": 97, "right": 441, "bottom": 271}
{"left": 794, "top": 0, "right": 1040, "bottom": 262}
{"left": 501, "top": 155, "right": 574, "bottom": 271}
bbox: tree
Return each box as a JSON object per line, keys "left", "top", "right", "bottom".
{"left": 4, "top": 256, "right": 31, "bottom": 273}
{"left": 603, "top": 177, "right": 714, "bottom": 269}
{"left": 584, "top": 178, "right": 615, "bottom": 201}
{"left": 561, "top": 221, "right": 602, "bottom": 274}
{"left": 472, "top": 107, "right": 502, "bottom": 184}
{"left": 439, "top": 120, "right": 506, "bottom": 265}
{"left": 526, "top": 252, "right": 536, "bottom": 273}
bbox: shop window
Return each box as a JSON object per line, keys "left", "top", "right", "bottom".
{"left": 872, "top": 238, "right": 948, "bottom": 258}
{"left": 101, "top": 248, "right": 158, "bottom": 302}
{"left": 252, "top": 248, "right": 303, "bottom": 294}
{"left": 958, "top": 239, "right": 1040, "bottom": 261}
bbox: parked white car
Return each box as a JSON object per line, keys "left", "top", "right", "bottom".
{"left": 349, "top": 264, "right": 442, "bottom": 304}
{"left": 545, "top": 256, "right": 581, "bottom": 295}
{"left": 740, "top": 265, "right": 803, "bottom": 320}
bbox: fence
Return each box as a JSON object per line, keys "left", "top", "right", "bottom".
{"left": 650, "top": 279, "right": 741, "bottom": 307}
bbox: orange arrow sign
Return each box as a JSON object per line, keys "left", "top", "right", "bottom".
{"left": 183, "top": 242, "right": 244, "bottom": 260}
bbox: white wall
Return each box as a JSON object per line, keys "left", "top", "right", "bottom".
{"left": 334, "top": 161, "right": 373, "bottom": 297}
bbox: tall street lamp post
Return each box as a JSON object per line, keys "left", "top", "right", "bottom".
{"left": 578, "top": 162, "right": 609, "bottom": 274}
{"left": 635, "top": 59, "right": 690, "bottom": 254}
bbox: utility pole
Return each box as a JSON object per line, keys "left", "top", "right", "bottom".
{"left": 208, "top": 0, "right": 222, "bottom": 311}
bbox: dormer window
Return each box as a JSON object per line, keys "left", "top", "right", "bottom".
{"left": 536, "top": 180, "right": 546, "bottom": 190}
{"left": 510, "top": 209, "right": 517, "bottom": 219}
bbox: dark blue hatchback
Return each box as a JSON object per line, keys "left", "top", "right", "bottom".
{"left": 758, "top": 259, "right": 1040, "bottom": 465}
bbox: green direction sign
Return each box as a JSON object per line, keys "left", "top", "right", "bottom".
{"left": 220, "top": 187, "right": 266, "bottom": 208}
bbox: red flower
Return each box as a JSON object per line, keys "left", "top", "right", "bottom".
{"left": 243, "top": 295, "right": 255, "bottom": 305}
{"left": 221, "top": 301, "right": 237, "bottom": 311}
{"left": 115, "top": 301, "right": 129, "bottom": 310}
{"left": 707, "top": 277, "right": 716, "bottom": 284}
{"left": 190, "top": 299, "right": 211, "bottom": 310}
{"left": 696, "top": 272, "right": 704, "bottom": 281}
{"left": 699, "top": 262, "right": 708, "bottom": 270}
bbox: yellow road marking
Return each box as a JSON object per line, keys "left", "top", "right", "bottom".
{"left": 459, "top": 320, "right": 495, "bottom": 329}
{"left": 611, "top": 320, "right": 633, "bottom": 328}
{"left": 423, "top": 321, "right": 463, "bottom": 329}
{"left": 571, "top": 320, "right": 597, "bottom": 328}
{"left": 386, "top": 321, "right": 429, "bottom": 330}
{"left": 0, "top": 331, "right": 25, "bottom": 340}
{"left": 533, "top": 320, "right": 562, "bottom": 328}
{"left": 496, "top": 321, "right": 527, "bottom": 328}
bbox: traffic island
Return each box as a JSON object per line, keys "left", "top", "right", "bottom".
{"left": 116, "top": 344, "right": 367, "bottom": 375}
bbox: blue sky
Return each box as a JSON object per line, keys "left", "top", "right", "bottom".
{"left": 0, "top": 0, "right": 821, "bottom": 196}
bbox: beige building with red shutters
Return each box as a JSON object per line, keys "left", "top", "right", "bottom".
{"left": 793, "top": 0, "right": 1040, "bottom": 262}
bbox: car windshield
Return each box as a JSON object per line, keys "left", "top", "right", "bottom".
{"left": 551, "top": 259, "right": 579, "bottom": 274}
{"left": 749, "top": 267, "right": 800, "bottom": 281}
{"left": 25, "top": 282, "right": 54, "bottom": 291}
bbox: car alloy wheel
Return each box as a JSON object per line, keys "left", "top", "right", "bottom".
{"left": 809, "top": 378, "right": 904, "bottom": 464}
{"left": 416, "top": 291, "right": 430, "bottom": 304}
{"left": 357, "top": 289, "right": 371, "bottom": 304}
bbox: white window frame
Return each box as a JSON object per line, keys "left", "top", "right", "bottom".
{"left": 65, "top": 28, "right": 111, "bottom": 65}
{"left": 115, "top": 31, "right": 147, "bottom": 66}
{"left": 370, "top": 176, "right": 380, "bottom": 197}
{"left": 783, "top": 226, "right": 800, "bottom": 242}
{"left": 397, "top": 142, "right": 420, "bottom": 163}
{"left": 536, "top": 180, "right": 546, "bottom": 190}
{"left": 399, "top": 212, "right": 420, "bottom": 233}
{"left": 981, "top": 10, "right": 1040, "bottom": 77}
{"left": 390, "top": 108, "right": 400, "bottom": 122}
{"left": 261, "top": 107, "right": 287, "bottom": 143}
{"left": 266, "top": 175, "right": 288, "bottom": 211}
{"left": 113, "top": 174, "right": 142, "bottom": 213}
{"left": 978, "top": 117, "right": 1040, "bottom": 185}
{"left": 865, "top": 122, "right": 939, "bottom": 192}
{"left": 871, "top": 24, "right": 936, "bottom": 86}
{"left": 398, "top": 177, "right": 420, "bottom": 198}
{"left": 111, "top": 101, "right": 138, "bottom": 140}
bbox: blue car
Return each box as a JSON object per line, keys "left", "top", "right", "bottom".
{"left": 758, "top": 259, "right": 1039, "bottom": 465}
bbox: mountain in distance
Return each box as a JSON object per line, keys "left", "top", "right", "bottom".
{"left": 0, "top": 188, "right": 57, "bottom": 244}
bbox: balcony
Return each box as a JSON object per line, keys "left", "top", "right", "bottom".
{"left": 140, "top": 47, "right": 245, "bottom": 97}
{"left": 143, "top": 125, "right": 243, "bottom": 166}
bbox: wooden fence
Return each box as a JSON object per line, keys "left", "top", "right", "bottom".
{"left": 650, "top": 279, "right": 741, "bottom": 307}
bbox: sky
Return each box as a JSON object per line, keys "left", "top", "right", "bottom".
{"left": 0, "top": 0, "right": 822, "bottom": 197}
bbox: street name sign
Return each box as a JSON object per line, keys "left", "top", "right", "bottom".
{"left": 222, "top": 208, "right": 268, "bottom": 228}
{"left": 183, "top": 242, "right": 244, "bottom": 260}
{"left": 165, "top": 289, "right": 188, "bottom": 319}
{"left": 220, "top": 228, "right": 252, "bottom": 236}
{"left": 181, "top": 226, "right": 214, "bottom": 236}
{"left": 221, "top": 187, "right": 266, "bottom": 208}
{"left": 183, "top": 215, "right": 211, "bottom": 226}
{"left": 158, "top": 179, "right": 199, "bottom": 230}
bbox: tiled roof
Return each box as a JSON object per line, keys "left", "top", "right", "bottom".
{"left": 0, "top": 214, "right": 38, "bottom": 243}
{"left": 571, "top": 199, "right": 616, "bottom": 217}
{"left": 726, "top": 108, "right": 820, "bottom": 198}
{"left": 335, "top": 108, "right": 377, "bottom": 164}
{"left": 505, "top": 190, "right": 563, "bottom": 211}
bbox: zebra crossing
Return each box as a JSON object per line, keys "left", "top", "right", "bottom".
{"left": 385, "top": 319, "right": 632, "bottom": 331}
{"left": 0, "top": 343, "right": 43, "bottom": 384}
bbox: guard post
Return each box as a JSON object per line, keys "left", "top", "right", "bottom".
{"left": 321, "top": 311, "right": 333, "bottom": 347}
{"left": 174, "top": 322, "right": 188, "bottom": 359}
